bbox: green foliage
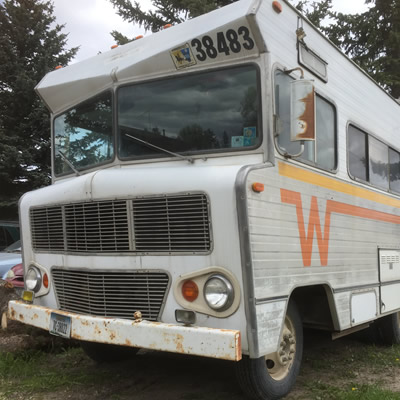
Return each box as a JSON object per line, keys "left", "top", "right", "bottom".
{"left": 109, "top": 0, "right": 237, "bottom": 39}
{"left": 293, "top": 0, "right": 400, "bottom": 99}
{"left": 0, "top": 0, "right": 78, "bottom": 218}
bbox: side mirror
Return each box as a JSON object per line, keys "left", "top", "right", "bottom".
{"left": 290, "top": 79, "right": 315, "bottom": 142}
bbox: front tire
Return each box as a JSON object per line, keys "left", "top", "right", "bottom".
{"left": 81, "top": 341, "right": 139, "bottom": 363}
{"left": 236, "top": 302, "right": 303, "bottom": 400}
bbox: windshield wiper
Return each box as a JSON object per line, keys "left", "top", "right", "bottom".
{"left": 124, "top": 133, "right": 194, "bottom": 164}
{"left": 57, "top": 150, "right": 81, "bottom": 176}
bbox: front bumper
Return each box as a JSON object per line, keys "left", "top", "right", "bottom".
{"left": 8, "top": 301, "right": 242, "bottom": 361}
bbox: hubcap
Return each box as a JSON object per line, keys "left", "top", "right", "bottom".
{"left": 265, "top": 315, "right": 296, "bottom": 381}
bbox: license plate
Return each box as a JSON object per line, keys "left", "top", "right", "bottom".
{"left": 49, "top": 312, "right": 71, "bottom": 338}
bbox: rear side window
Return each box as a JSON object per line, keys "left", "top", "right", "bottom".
{"left": 348, "top": 124, "right": 400, "bottom": 194}
{"left": 348, "top": 125, "right": 368, "bottom": 181}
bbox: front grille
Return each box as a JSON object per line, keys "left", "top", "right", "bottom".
{"left": 65, "top": 201, "right": 130, "bottom": 252}
{"left": 133, "top": 194, "right": 211, "bottom": 252}
{"left": 52, "top": 268, "right": 169, "bottom": 321}
{"left": 30, "top": 193, "right": 211, "bottom": 254}
{"left": 31, "top": 206, "right": 64, "bottom": 251}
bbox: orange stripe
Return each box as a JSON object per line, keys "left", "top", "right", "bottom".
{"left": 278, "top": 161, "right": 400, "bottom": 209}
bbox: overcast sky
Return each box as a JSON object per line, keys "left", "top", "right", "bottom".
{"left": 52, "top": 0, "right": 369, "bottom": 63}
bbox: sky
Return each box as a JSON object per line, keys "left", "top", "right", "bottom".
{"left": 52, "top": 0, "right": 369, "bottom": 63}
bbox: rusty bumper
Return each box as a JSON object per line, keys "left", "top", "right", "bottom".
{"left": 8, "top": 300, "right": 241, "bottom": 361}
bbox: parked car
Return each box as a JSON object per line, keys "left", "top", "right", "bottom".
{"left": 0, "top": 240, "right": 22, "bottom": 278}
{"left": 4, "top": 263, "right": 24, "bottom": 295}
{"left": 0, "top": 221, "right": 20, "bottom": 251}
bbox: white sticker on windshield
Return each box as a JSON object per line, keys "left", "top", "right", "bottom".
{"left": 231, "top": 136, "right": 244, "bottom": 147}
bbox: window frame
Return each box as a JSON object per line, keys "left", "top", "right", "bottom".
{"left": 116, "top": 63, "right": 263, "bottom": 162}
{"left": 273, "top": 66, "right": 338, "bottom": 173}
{"left": 52, "top": 90, "right": 115, "bottom": 178}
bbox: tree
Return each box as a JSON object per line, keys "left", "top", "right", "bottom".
{"left": 294, "top": 0, "right": 400, "bottom": 99}
{"left": 0, "top": 0, "right": 78, "bottom": 219}
{"left": 109, "top": 0, "right": 237, "bottom": 42}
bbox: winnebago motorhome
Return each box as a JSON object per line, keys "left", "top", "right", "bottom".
{"left": 9, "top": 0, "right": 400, "bottom": 398}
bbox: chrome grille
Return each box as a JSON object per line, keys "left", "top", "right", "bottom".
{"left": 133, "top": 194, "right": 211, "bottom": 252}
{"left": 64, "top": 201, "right": 129, "bottom": 252}
{"left": 52, "top": 268, "right": 169, "bottom": 321}
{"left": 31, "top": 207, "right": 64, "bottom": 251}
{"left": 30, "top": 193, "right": 211, "bottom": 253}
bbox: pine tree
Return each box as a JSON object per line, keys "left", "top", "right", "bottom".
{"left": 0, "top": 0, "right": 78, "bottom": 219}
{"left": 109, "top": 0, "right": 236, "bottom": 41}
{"left": 294, "top": 0, "right": 400, "bottom": 99}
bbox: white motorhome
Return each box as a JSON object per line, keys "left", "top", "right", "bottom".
{"left": 9, "top": 0, "right": 400, "bottom": 398}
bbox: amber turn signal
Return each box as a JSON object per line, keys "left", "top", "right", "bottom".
{"left": 252, "top": 182, "right": 265, "bottom": 193}
{"left": 182, "top": 280, "right": 199, "bottom": 302}
{"left": 43, "top": 273, "right": 49, "bottom": 288}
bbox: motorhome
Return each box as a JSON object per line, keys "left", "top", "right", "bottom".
{"left": 9, "top": 0, "right": 400, "bottom": 398}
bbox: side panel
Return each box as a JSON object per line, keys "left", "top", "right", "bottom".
{"left": 246, "top": 161, "right": 400, "bottom": 344}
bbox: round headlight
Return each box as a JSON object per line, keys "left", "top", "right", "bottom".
{"left": 204, "top": 274, "right": 234, "bottom": 311}
{"left": 26, "top": 266, "right": 42, "bottom": 292}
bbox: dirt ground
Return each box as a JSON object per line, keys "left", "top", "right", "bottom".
{"left": 1, "top": 283, "right": 400, "bottom": 400}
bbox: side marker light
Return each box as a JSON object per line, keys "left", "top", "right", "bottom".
{"left": 55, "top": 65, "right": 63, "bottom": 70}
{"left": 272, "top": 1, "right": 283, "bottom": 13}
{"left": 111, "top": 44, "right": 119, "bottom": 49}
{"left": 252, "top": 182, "right": 265, "bottom": 193}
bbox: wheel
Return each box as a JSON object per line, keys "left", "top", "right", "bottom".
{"left": 80, "top": 341, "right": 139, "bottom": 363}
{"left": 236, "top": 302, "right": 303, "bottom": 400}
{"left": 376, "top": 311, "right": 400, "bottom": 345}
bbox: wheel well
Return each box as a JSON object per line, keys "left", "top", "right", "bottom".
{"left": 290, "top": 285, "right": 339, "bottom": 331}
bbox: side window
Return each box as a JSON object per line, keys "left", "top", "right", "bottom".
{"left": 348, "top": 125, "right": 368, "bottom": 181}
{"left": 275, "top": 70, "right": 336, "bottom": 170}
{"left": 348, "top": 124, "right": 399, "bottom": 193}
{"left": 389, "top": 148, "right": 400, "bottom": 193}
{"left": 369, "top": 136, "right": 389, "bottom": 190}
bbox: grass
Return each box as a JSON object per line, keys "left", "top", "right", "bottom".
{"left": 0, "top": 347, "right": 110, "bottom": 398}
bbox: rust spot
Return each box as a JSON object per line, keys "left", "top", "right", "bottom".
{"left": 236, "top": 332, "right": 242, "bottom": 361}
{"left": 72, "top": 334, "right": 82, "bottom": 340}
{"left": 19, "top": 314, "right": 24, "bottom": 321}
{"left": 109, "top": 332, "right": 116, "bottom": 341}
{"left": 81, "top": 320, "right": 89, "bottom": 326}
{"left": 125, "top": 339, "right": 132, "bottom": 346}
{"left": 296, "top": 89, "right": 315, "bottom": 140}
{"left": 10, "top": 309, "right": 16, "bottom": 318}
{"left": 174, "top": 334, "right": 184, "bottom": 353}
{"left": 33, "top": 313, "right": 39, "bottom": 319}
{"left": 94, "top": 326, "right": 102, "bottom": 335}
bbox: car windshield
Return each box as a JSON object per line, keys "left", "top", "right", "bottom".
{"left": 54, "top": 91, "right": 114, "bottom": 175}
{"left": 3, "top": 240, "right": 21, "bottom": 253}
{"left": 118, "top": 65, "right": 260, "bottom": 160}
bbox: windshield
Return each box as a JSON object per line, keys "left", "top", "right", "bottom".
{"left": 118, "top": 65, "right": 260, "bottom": 159}
{"left": 54, "top": 91, "right": 113, "bottom": 175}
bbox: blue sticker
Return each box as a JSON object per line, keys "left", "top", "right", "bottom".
{"left": 243, "top": 127, "right": 256, "bottom": 146}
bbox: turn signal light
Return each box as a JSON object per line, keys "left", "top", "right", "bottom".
{"left": 163, "top": 24, "right": 172, "bottom": 29}
{"left": 43, "top": 273, "right": 49, "bottom": 289}
{"left": 135, "top": 35, "right": 143, "bottom": 40}
{"left": 55, "top": 65, "right": 63, "bottom": 70}
{"left": 252, "top": 182, "right": 265, "bottom": 193}
{"left": 182, "top": 280, "right": 199, "bottom": 302}
{"left": 111, "top": 44, "right": 119, "bottom": 49}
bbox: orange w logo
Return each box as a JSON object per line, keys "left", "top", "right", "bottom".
{"left": 281, "top": 189, "right": 331, "bottom": 267}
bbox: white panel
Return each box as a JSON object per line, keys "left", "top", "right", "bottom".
{"left": 381, "top": 283, "right": 400, "bottom": 313}
{"left": 256, "top": 300, "right": 287, "bottom": 356}
{"left": 379, "top": 250, "right": 400, "bottom": 282}
{"left": 351, "top": 291, "right": 377, "bottom": 324}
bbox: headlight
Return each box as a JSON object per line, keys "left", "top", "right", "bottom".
{"left": 26, "top": 266, "right": 42, "bottom": 292}
{"left": 204, "top": 274, "right": 234, "bottom": 311}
